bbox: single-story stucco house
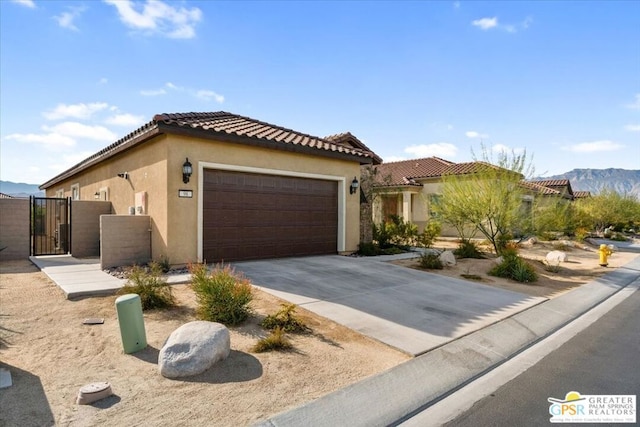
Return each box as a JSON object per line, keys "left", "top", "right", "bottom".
{"left": 40, "top": 112, "right": 381, "bottom": 264}
{"left": 370, "top": 157, "right": 580, "bottom": 235}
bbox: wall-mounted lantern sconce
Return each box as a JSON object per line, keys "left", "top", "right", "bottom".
{"left": 182, "top": 158, "right": 193, "bottom": 184}
{"left": 94, "top": 192, "right": 100, "bottom": 199}
{"left": 350, "top": 176, "right": 359, "bottom": 195}
{"left": 117, "top": 172, "right": 129, "bottom": 179}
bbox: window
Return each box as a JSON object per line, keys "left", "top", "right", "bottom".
{"left": 429, "top": 194, "right": 442, "bottom": 218}
{"left": 55, "top": 189, "right": 64, "bottom": 198}
{"left": 71, "top": 184, "right": 80, "bottom": 201}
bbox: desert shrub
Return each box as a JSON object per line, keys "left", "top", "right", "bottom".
{"left": 542, "top": 260, "right": 561, "bottom": 273}
{"left": 574, "top": 227, "right": 590, "bottom": 242}
{"left": 261, "top": 303, "right": 309, "bottom": 333}
{"left": 253, "top": 328, "right": 292, "bottom": 353}
{"left": 610, "top": 232, "right": 628, "bottom": 242}
{"left": 419, "top": 252, "right": 443, "bottom": 269}
{"left": 416, "top": 221, "right": 442, "bottom": 248}
{"left": 551, "top": 241, "right": 570, "bottom": 251}
{"left": 358, "top": 242, "right": 380, "bottom": 256}
{"left": 454, "top": 240, "right": 484, "bottom": 259}
{"left": 118, "top": 265, "right": 175, "bottom": 310}
{"left": 155, "top": 255, "right": 171, "bottom": 273}
{"left": 372, "top": 221, "right": 393, "bottom": 249}
{"left": 190, "top": 263, "right": 254, "bottom": 326}
{"left": 489, "top": 247, "right": 538, "bottom": 283}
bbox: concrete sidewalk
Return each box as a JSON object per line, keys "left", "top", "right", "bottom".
{"left": 256, "top": 254, "right": 640, "bottom": 427}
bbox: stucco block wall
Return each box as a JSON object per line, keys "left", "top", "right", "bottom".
{"left": 0, "top": 198, "right": 30, "bottom": 261}
{"left": 71, "top": 201, "right": 112, "bottom": 258}
{"left": 100, "top": 215, "right": 151, "bottom": 269}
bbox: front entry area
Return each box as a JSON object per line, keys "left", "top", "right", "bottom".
{"left": 202, "top": 169, "right": 338, "bottom": 262}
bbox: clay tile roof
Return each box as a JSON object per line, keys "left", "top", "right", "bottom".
{"left": 529, "top": 179, "right": 574, "bottom": 197}
{"left": 519, "top": 181, "right": 562, "bottom": 195}
{"left": 574, "top": 191, "right": 591, "bottom": 198}
{"left": 152, "top": 112, "right": 378, "bottom": 163}
{"left": 41, "top": 112, "right": 381, "bottom": 189}
{"left": 324, "top": 132, "right": 382, "bottom": 164}
{"left": 373, "top": 157, "right": 456, "bottom": 186}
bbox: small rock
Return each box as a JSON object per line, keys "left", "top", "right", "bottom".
{"left": 159, "top": 321, "right": 230, "bottom": 379}
{"left": 76, "top": 382, "right": 113, "bottom": 405}
{"left": 546, "top": 250, "right": 568, "bottom": 264}
{"left": 607, "top": 244, "right": 617, "bottom": 252}
{"left": 439, "top": 250, "right": 456, "bottom": 266}
{"left": 493, "top": 256, "right": 503, "bottom": 265}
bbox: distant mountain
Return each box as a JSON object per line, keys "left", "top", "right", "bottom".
{"left": 0, "top": 180, "right": 44, "bottom": 198}
{"left": 540, "top": 169, "right": 640, "bottom": 198}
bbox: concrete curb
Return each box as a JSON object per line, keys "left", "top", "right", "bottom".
{"left": 255, "top": 256, "right": 640, "bottom": 427}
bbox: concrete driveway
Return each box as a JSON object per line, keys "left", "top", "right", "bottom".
{"left": 234, "top": 255, "right": 546, "bottom": 356}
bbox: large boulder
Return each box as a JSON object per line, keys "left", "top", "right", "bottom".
{"left": 546, "top": 250, "right": 568, "bottom": 264}
{"left": 439, "top": 250, "right": 456, "bottom": 266}
{"left": 159, "top": 321, "right": 230, "bottom": 379}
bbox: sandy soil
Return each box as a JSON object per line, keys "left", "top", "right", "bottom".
{"left": 0, "top": 262, "right": 408, "bottom": 427}
{"left": 391, "top": 238, "right": 639, "bottom": 298}
{"left": 0, "top": 238, "right": 637, "bottom": 426}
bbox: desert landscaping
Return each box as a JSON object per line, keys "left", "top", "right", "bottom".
{"left": 0, "top": 238, "right": 638, "bottom": 426}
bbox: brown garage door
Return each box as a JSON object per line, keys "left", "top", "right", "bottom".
{"left": 203, "top": 169, "right": 338, "bottom": 262}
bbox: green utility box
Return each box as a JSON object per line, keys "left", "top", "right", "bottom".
{"left": 115, "top": 294, "right": 147, "bottom": 354}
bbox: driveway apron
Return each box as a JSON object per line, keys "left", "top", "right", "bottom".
{"left": 234, "top": 255, "right": 546, "bottom": 356}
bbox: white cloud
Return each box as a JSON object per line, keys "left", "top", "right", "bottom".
{"left": 383, "top": 156, "right": 408, "bottom": 163}
{"left": 42, "top": 122, "right": 118, "bottom": 141}
{"left": 624, "top": 124, "right": 640, "bottom": 132}
{"left": 140, "top": 88, "right": 167, "bottom": 96}
{"left": 11, "top": 0, "right": 35, "bottom": 8}
{"left": 626, "top": 93, "right": 640, "bottom": 110}
{"left": 562, "top": 140, "right": 625, "bottom": 153}
{"left": 404, "top": 143, "right": 459, "bottom": 158}
{"left": 196, "top": 90, "right": 225, "bottom": 103}
{"left": 472, "top": 17, "right": 498, "bottom": 30}
{"left": 54, "top": 6, "right": 85, "bottom": 31}
{"left": 105, "top": 113, "right": 145, "bottom": 127}
{"left": 5, "top": 132, "right": 76, "bottom": 149}
{"left": 98, "top": 77, "right": 108, "bottom": 85}
{"left": 472, "top": 16, "right": 532, "bottom": 33}
{"left": 104, "top": 0, "right": 202, "bottom": 39}
{"left": 453, "top": 1, "right": 460, "bottom": 9}
{"left": 465, "top": 131, "right": 489, "bottom": 139}
{"left": 43, "top": 102, "right": 109, "bottom": 120}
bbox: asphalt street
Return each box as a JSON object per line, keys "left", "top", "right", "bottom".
{"left": 444, "top": 288, "right": 640, "bottom": 427}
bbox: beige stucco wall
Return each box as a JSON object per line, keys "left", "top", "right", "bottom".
{"left": 100, "top": 215, "right": 151, "bottom": 269}
{"left": 71, "top": 200, "right": 112, "bottom": 258}
{"left": 46, "top": 133, "right": 363, "bottom": 265}
{"left": 0, "top": 198, "right": 30, "bottom": 260}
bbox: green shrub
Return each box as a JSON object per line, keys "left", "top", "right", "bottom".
{"left": 118, "top": 265, "right": 176, "bottom": 310}
{"left": 416, "top": 221, "right": 441, "bottom": 248}
{"left": 358, "top": 242, "right": 380, "bottom": 256}
{"left": 261, "top": 303, "right": 310, "bottom": 333}
{"left": 253, "top": 328, "right": 292, "bottom": 353}
{"left": 610, "top": 232, "right": 628, "bottom": 242}
{"left": 574, "top": 227, "right": 590, "bottom": 242}
{"left": 379, "top": 246, "right": 405, "bottom": 255}
{"left": 419, "top": 252, "right": 443, "bottom": 269}
{"left": 155, "top": 255, "right": 171, "bottom": 273}
{"left": 488, "top": 248, "right": 538, "bottom": 283}
{"left": 189, "top": 263, "right": 254, "bottom": 326}
{"left": 454, "top": 240, "right": 484, "bottom": 259}
{"left": 542, "top": 260, "right": 561, "bottom": 273}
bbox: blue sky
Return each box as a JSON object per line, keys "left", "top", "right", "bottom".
{"left": 1, "top": 0, "right": 638, "bottom": 185}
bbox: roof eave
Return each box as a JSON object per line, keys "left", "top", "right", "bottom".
{"left": 40, "top": 124, "right": 162, "bottom": 190}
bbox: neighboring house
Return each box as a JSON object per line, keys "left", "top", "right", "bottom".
{"left": 370, "top": 157, "right": 517, "bottom": 234}
{"left": 40, "top": 112, "right": 380, "bottom": 264}
{"left": 370, "top": 157, "right": 580, "bottom": 237}
{"left": 0, "top": 192, "right": 15, "bottom": 199}
{"left": 573, "top": 190, "right": 591, "bottom": 199}
{"left": 527, "top": 179, "right": 575, "bottom": 200}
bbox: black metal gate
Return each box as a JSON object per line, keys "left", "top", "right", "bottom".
{"left": 30, "top": 197, "right": 71, "bottom": 256}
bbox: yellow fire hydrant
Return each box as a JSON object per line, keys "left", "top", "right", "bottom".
{"left": 599, "top": 244, "right": 613, "bottom": 267}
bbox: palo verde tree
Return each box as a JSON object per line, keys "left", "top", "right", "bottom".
{"left": 574, "top": 188, "right": 640, "bottom": 233}
{"left": 435, "top": 145, "right": 534, "bottom": 255}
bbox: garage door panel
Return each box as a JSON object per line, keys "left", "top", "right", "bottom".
{"left": 203, "top": 170, "right": 338, "bottom": 262}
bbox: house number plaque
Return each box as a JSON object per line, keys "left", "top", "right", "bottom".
{"left": 178, "top": 190, "right": 193, "bottom": 198}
